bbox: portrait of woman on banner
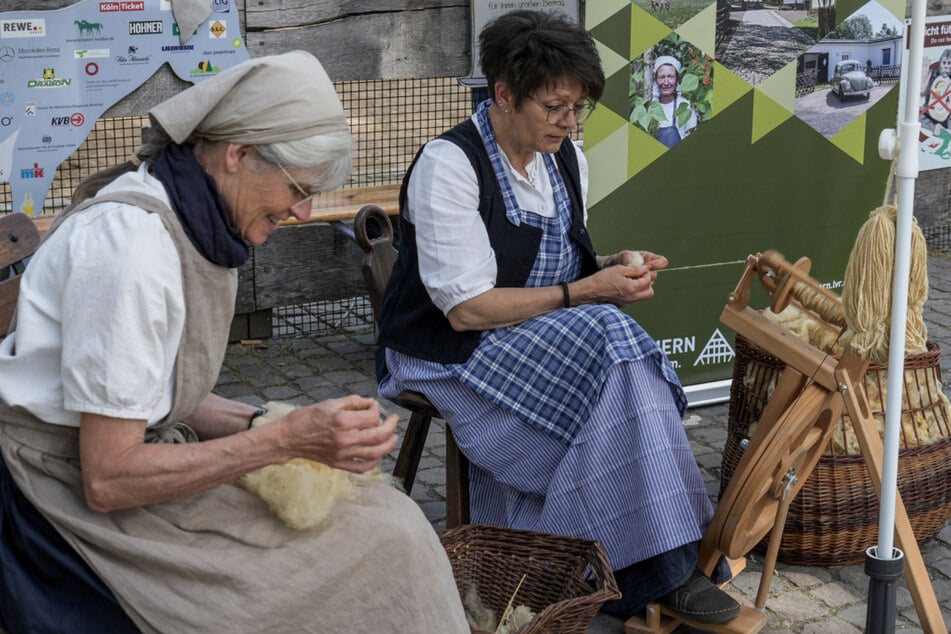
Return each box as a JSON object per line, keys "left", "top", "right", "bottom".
{"left": 628, "top": 37, "right": 713, "bottom": 149}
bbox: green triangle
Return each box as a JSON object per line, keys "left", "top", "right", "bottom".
{"left": 586, "top": 0, "right": 631, "bottom": 29}
{"left": 597, "top": 39, "right": 630, "bottom": 80}
{"left": 757, "top": 60, "right": 797, "bottom": 113}
{"left": 830, "top": 111, "right": 868, "bottom": 163}
{"left": 590, "top": 4, "right": 632, "bottom": 61}
{"left": 599, "top": 65, "right": 634, "bottom": 123}
{"left": 628, "top": 124, "right": 668, "bottom": 179}
{"left": 585, "top": 125, "right": 630, "bottom": 209}
{"left": 583, "top": 101, "right": 628, "bottom": 152}
{"left": 751, "top": 90, "right": 794, "bottom": 143}
{"left": 712, "top": 62, "right": 753, "bottom": 116}
{"left": 630, "top": 4, "right": 673, "bottom": 60}
{"left": 675, "top": 3, "right": 716, "bottom": 57}
{"left": 878, "top": 0, "right": 904, "bottom": 20}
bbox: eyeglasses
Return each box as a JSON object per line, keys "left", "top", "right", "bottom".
{"left": 529, "top": 97, "right": 596, "bottom": 124}
{"left": 277, "top": 163, "right": 318, "bottom": 215}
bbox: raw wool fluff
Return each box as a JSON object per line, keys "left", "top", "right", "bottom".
{"left": 232, "top": 401, "right": 398, "bottom": 530}
{"left": 841, "top": 204, "right": 929, "bottom": 364}
{"left": 462, "top": 584, "right": 536, "bottom": 634}
{"left": 763, "top": 304, "right": 844, "bottom": 356}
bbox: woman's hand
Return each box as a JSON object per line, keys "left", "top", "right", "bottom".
{"left": 587, "top": 250, "right": 668, "bottom": 307}
{"left": 79, "top": 395, "right": 398, "bottom": 512}
{"left": 276, "top": 395, "right": 399, "bottom": 474}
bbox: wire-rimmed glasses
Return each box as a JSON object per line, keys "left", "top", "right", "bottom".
{"left": 277, "top": 163, "right": 318, "bottom": 215}
{"left": 529, "top": 97, "right": 596, "bottom": 124}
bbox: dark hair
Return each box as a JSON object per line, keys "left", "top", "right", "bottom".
{"left": 479, "top": 10, "right": 604, "bottom": 107}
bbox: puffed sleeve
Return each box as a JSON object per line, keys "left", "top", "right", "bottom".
{"left": 60, "top": 205, "right": 185, "bottom": 420}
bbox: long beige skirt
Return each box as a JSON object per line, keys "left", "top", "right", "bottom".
{"left": 0, "top": 410, "right": 469, "bottom": 634}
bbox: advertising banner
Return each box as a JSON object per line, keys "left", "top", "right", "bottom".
{"left": 463, "top": 0, "right": 580, "bottom": 85}
{"left": 584, "top": 0, "right": 903, "bottom": 403}
{"left": 902, "top": 14, "right": 951, "bottom": 171}
{"left": 0, "top": 0, "right": 250, "bottom": 217}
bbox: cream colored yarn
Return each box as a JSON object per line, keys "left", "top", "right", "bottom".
{"left": 841, "top": 203, "right": 929, "bottom": 363}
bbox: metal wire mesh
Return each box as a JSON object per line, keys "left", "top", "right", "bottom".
{"left": 924, "top": 224, "right": 951, "bottom": 253}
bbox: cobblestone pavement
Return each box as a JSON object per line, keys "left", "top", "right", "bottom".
{"left": 215, "top": 255, "right": 951, "bottom": 633}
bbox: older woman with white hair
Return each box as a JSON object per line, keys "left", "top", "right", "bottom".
{"left": 653, "top": 55, "right": 698, "bottom": 148}
{"left": 0, "top": 51, "right": 468, "bottom": 634}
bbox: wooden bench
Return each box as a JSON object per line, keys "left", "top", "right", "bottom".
{"left": 22, "top": 184, "right": 402, "bottom": 342}
{"left": 230, "top": 184, "right": 400, "bottom": 340}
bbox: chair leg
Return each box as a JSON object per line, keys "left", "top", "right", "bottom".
{"left": 393, "top": 411, "right": 431, "bottom": 494}
{"left": 445, "top": 426, "right": 470, "bottom": 529}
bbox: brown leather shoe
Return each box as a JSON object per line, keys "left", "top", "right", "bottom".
{"left": 658, "top": 568, "right": 740, "bottom": 625}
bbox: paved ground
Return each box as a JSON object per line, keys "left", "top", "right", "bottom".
{"left": 214, "top": 254, "right": 951, "bottom": 633}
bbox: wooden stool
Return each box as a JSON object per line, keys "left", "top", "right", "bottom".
{"left": 353, "top": 204, "right": 470, "bottom": 528}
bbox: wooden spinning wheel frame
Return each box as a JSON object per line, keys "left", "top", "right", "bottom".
{"left": 626, "top": 251, "right": 947, "bottom": 634}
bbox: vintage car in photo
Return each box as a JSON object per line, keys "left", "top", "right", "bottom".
{"left": 830, "top": 60, "right": 874, "bottom": 100}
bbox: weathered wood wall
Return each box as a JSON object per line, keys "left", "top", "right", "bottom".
{"left": 15, "top": 1, "right": 472, "bottom": 113}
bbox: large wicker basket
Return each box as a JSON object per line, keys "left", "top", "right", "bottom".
{"left": 439, "top": 524, "right": 621, "bottom": 634}
{"left": 720, "top": 335, "right": 951, "bottom": 566}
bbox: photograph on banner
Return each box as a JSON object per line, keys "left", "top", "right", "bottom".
{"left": 902, "top": 14, "right": 951, "bottom": 170}
{"left": 629, "top": 0, "right": 713, "bottom": 29}
{"left": 584, "top": 0, "right": 898, "bottom": 401}
{"left": 715, "top": 0, "right": 817, "bottom": 86}
{"left": 0, "top": 0, "right": 249, "bottom": 217}
{"left": 628, "top": 35, "right": 713, "bottom": 149}
{"left": 794, "top": 1, "right": 903, "bottom": 139}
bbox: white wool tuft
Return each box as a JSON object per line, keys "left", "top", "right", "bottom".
{"left": 233, "top": 401, "right": 397, "bottom": 530}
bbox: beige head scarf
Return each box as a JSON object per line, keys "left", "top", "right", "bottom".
{"left": 149, "top": 50, "right": 348, "bottom": 145}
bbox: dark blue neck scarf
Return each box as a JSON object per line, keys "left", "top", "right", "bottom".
{"left": 150, "top": 143, "right": 249, "bottom": 268}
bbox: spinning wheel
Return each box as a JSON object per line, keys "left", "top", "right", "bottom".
{"left": 714, "top": 383, "right": 834, "bottom": 559}
{"left": 626, "top": 251, "right": 947, "bottom": 634}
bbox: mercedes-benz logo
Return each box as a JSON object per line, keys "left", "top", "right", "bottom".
{"left": 0, "top": 47, "right": 14, "bottom": 63}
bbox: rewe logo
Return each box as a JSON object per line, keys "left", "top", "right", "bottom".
{"left": 1, "top": 19, "right": 46, "bottom": 38}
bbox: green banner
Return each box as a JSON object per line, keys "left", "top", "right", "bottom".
{"left": 585, "top": 0, "right": 902, "bottom": 401}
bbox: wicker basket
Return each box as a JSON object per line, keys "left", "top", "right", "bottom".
{"left": 720, "top": 334, "right": 951, "bottom": 566}
{"left": 439, "top": 524, "right": 621, "bottom": 634}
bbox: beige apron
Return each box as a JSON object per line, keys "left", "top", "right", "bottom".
{"left": 0, "top": 193, "right": 468, "bottom": 633}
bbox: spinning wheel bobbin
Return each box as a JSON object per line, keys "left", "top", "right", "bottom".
{"left": 756, "top": 250, "right": 847, "bottom": 328}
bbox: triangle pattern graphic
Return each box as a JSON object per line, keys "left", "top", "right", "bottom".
{"left": 586, "top": 125, "right": 630, "bottom": 209}
{"left": 584, "top": 100, "right": 628, "bottom": 153}
{"left": 829, "top": 111, "right": 868, "bottom": 163}
{"left": 627, "top": 124, "right": 667, "bottom": 180}
{"left": 751, "top": 89, "right": 794, "bottom": 144}
{"left": 757, "top": 60, "right": 797, "bottom": 115}
{"left": 589, "top": 4, "right": 632, "bottom": 61}
{"left": 712, "top": 62, "right": 753, "bottom": 117}
{"left": 597, "top": 40, "right": 631, "bottom": 82}
{"left": 675, "top": 3, "right": 716, "bottom": 58}
{"left": 586, "top": 0, "right": 631, "bottom": 30}
{"left": 630, "top": 5, "right": 674, "bottom": 61}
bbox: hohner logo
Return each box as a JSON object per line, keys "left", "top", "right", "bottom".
{"left": 129, "top": 21, "right": 162, "bottom": 35}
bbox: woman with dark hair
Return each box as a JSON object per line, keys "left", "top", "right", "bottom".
{"left": 377, "top": 9, "right": 739, "bottom": 626}
{"left": 0, "top": 51, "right": 468, "bottom": 633}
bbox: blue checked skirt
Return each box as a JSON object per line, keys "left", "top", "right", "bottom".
{"left": 381, "top": 339, "right": 715, "bottom": 571}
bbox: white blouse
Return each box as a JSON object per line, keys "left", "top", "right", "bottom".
{"left": 406, "top": 117, "right": 588, "bottom": 315}
{"left": 0, "top": 165, "right": 185, "bottom": 427}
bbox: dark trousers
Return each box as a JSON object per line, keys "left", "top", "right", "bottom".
{"left": 0, "top": 454, "right": 139, "bottom": 634}
{"left": 601, "top": 541, "right": 733, "bottom": 619}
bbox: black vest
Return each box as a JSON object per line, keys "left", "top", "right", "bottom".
{"left": 377, "top": 120, "right": 598, "bottom": 371}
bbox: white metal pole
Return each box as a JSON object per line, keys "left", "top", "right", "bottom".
{"left": 876, "top": 0, "right": 927, "bottom": 560}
